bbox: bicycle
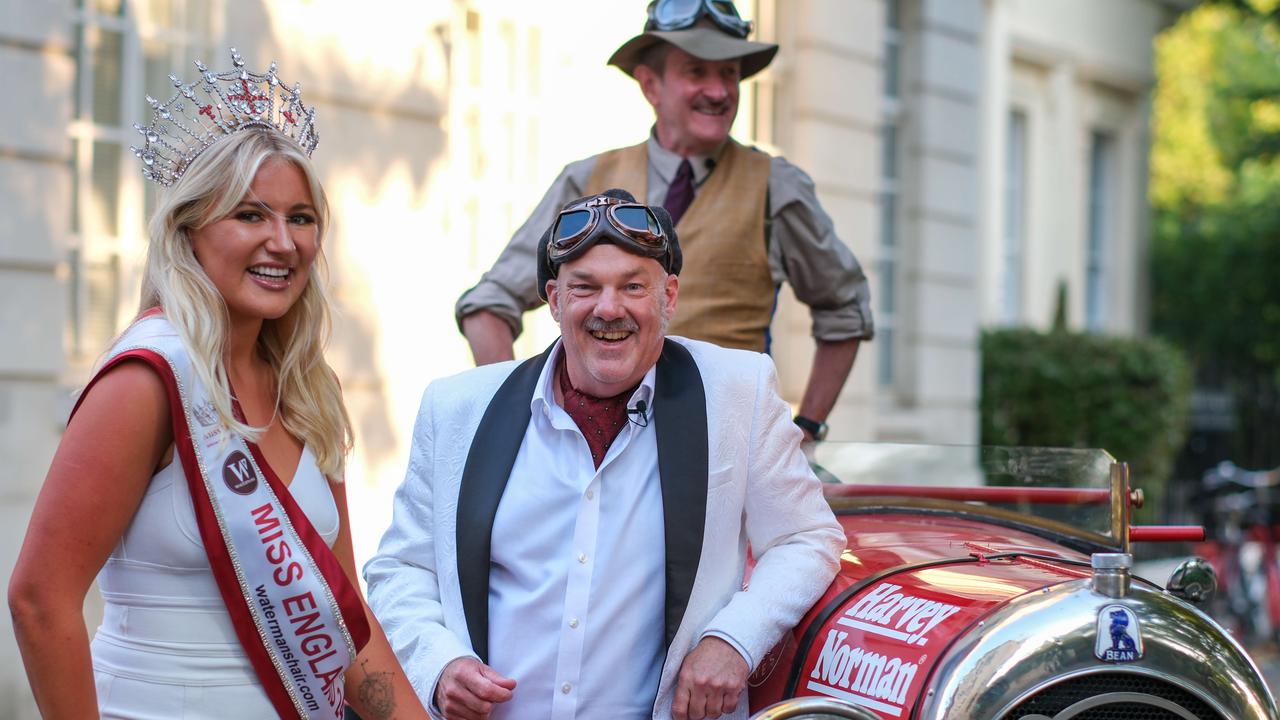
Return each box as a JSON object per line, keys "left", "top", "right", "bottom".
{"left": 1195, "top": 461, "right": 1280, "bottom": 648}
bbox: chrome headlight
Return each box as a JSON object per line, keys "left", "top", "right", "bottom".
{"left": 751, "top": 697, "right": 883, "bottom": 719}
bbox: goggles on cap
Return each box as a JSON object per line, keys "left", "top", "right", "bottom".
{"left": 547, "top": 195, "right": 669, "bottom": 268}
{"left": 644, "top": 0, "right": 752, "bottom": 39}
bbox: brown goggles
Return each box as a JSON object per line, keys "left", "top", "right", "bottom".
{"left": 547, "top": 196, "right": 668, "bottom": 264}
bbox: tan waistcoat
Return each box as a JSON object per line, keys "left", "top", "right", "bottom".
{"left": 585, "top": 140, "right": 775, "bottom": 352}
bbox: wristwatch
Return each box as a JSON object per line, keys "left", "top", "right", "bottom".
{"left": 793, "top": 415, "right": 829, "bottom": 441}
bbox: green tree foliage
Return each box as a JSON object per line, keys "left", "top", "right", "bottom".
{"left": 1150, "top": 0, "right": 1280, "bottom": 467}
{"left": 981, "top": 328, "right": 1191, "bottom": 524}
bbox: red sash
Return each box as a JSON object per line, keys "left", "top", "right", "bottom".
{"left": 77, "top": 314, "right": 370, "bottom": 718}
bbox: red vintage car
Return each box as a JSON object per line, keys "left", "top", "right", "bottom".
{"left": 746, "top": 443, "right": 1279, "bottom": 720}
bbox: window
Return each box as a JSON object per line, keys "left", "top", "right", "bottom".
{"left": 884, "top": 0, "right": 901, "bottom": 101}
{"left": 1085, "top": 130, "right": 1113, "bottom": 331}
{"left": 454, "top": 4, "right": 548, "bottom": 274}
{"left": 878, "top": 0, "right": 903, "bottom": 386}
{"left": 1002, "top": 110, "right": 1027, "bottom": 324}
{"left": 68, "top": 0, "right": 212, "bottom": 357}
{"left": 745, "top": 0, "right": 774, "bottom": 144}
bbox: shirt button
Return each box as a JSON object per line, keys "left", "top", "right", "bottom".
{"left": 577, "top": 552, "right": 588, "bottom": 564}
{"left": 561, "top": 682, "right": 572, "bottom": 694}
{"left": 569, "top": 618, "right": 579, "bottom": 628}
{"left": 585, "top": 489, "right": 595, "bottom": 500}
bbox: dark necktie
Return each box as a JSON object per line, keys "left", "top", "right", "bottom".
{"left": 663, "top": 159, "right": 694, "bottom": 226}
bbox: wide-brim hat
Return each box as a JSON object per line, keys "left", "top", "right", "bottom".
{"left": 608, "top": 23, "right": 778, "bottom": 79}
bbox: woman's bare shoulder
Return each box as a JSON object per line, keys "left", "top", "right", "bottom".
{"left": 68, "top": 358, "right": 172, "bottom": 445}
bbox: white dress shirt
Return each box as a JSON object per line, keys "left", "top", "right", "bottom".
{"left": 487, "top": 343, "right": 665, "bottom": 719}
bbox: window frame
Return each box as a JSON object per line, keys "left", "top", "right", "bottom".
{"left": 1085, "top": 128, "right": 1114, "bottom": 332}
{"left": 67, "top": 0, "right": 216, "bottom": 359}
{"left": 877, "top": 0, "right": 904, "bottom": 388}
{"left": 1001, "top": 108, "right": 1028, "bottom": 325}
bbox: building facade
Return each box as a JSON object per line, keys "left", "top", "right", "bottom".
{"left": 0, "top": 0, "right": 1184, "bottom": 714}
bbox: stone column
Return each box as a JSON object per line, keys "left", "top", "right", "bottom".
{"left": 0, "top": 6, "right": 75, "bottom": 718}
{"left": 894, "top": 0, "right": 983, "bottom": 443}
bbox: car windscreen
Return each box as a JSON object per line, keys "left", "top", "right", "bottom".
{"left": 809, "top": 443, "right": 1118, "bottom": 545}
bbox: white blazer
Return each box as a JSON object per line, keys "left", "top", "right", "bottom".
{"left": 365, "top": 337, "right": 844, "bottom": 719}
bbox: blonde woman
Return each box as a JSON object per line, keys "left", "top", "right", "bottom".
{"left": 9, "top": 52, "right": 425, "bottom": 719}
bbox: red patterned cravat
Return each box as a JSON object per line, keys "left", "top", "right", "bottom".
{"left": 558, "top": 360, "right": 637, "bottom": 468}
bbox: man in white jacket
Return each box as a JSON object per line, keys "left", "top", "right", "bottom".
{"left": 365, "top": 190, "right": 843, "bottom": 720}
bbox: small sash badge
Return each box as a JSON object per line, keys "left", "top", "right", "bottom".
{"left": 222, "top": 450, "right": 259, "bottom": 495}
{"left": 1095, "top": 604, "right": 1142, "bottom": 662}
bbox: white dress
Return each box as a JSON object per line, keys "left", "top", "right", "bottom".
{"left": 91, "top": 445, "right": 339, "bottom": 719}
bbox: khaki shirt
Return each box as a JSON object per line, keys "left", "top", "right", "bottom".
{"left": 456, "top": 132, "right": 874, "bottom": 343}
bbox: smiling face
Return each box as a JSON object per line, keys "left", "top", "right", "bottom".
{"left": 636, "top": 46, "right": 741, "bottom": 157}
{"left": 546, "top": 243, "right": 679, "bottom": 398}
{"left": 189, "top": 158, "right": 319, "bottom": 330}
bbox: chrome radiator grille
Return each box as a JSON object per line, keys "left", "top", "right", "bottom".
{"left": 1005, "top": 673, "right": 1223, "bottom": 720}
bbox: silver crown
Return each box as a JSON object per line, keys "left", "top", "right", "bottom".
{"left": 131, "top": 48, "right": 318, "bottom": 187}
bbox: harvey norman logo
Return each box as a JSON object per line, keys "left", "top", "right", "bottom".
{"left": 807, "top": 629, "right": 918, "bottom": 717}
{"left": 836, "top": 582, "right": 961, "bottom": 646}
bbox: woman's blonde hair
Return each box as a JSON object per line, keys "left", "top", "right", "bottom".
{"left": 137, "top": 127, "right": 352, "bottom": 478}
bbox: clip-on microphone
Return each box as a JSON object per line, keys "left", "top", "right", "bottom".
{"left": 626, "top": 399, "right": 650, "bottom": 428}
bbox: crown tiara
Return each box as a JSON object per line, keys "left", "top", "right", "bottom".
{"left": 131, "top": 48, "right": 318, "bottom": 187}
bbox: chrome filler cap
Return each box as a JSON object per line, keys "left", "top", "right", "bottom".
{"left": 1091, "top": 552, "right": 1132, "bottom": 597}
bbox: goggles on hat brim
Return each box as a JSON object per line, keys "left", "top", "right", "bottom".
{"left": 645, "top": 0, "right": 752, "bottom": 39}
{"left": 547, "top": 196, "right": 669, "bottom": 268}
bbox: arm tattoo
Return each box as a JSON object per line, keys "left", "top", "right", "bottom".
{"left": 357, "top": 658, "right": 397, "bottom": 720}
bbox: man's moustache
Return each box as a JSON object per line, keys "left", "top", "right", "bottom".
{"left": 584, "top": 318, "right": 639, "bottom": 333}
{"left": 692, "top": 98, "right": 730, "bottom": 114}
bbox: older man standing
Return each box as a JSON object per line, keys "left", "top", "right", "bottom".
{"left": 457, "top": 0, "right": 873, "bottom": 443}
{"left": 367, "top": 190, "right": 844, "bottom": 719}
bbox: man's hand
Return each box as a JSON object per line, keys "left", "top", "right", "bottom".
{"left": 434, "top": 657, "right": 516, "bottom": 720}
{"left": 672, "top": 636, "right": 750, "bottom": 720}
{"left": 461, "top": 311, "right": 516, "bottom": 366}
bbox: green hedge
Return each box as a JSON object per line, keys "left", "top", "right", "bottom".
{"left": 980, "top": 328, "right": 1192, "bottom": 523}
